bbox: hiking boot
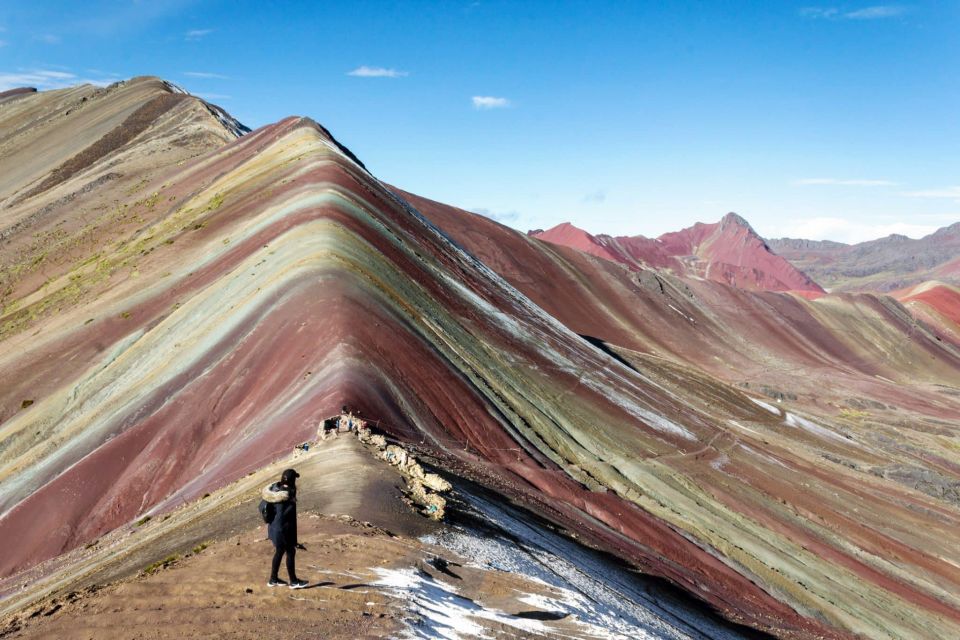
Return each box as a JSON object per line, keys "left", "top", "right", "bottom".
{"left": 288, "top": 579, "right": 309, "bottom": 589}
{"left": 267, "top": 578, "right": 287, "bottom": 587}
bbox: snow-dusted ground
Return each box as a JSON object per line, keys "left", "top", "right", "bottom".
{"left": 378, "top": 486, "right": 758, "bottom": 640}
{"left": 373, "top": 565, "right": 615, "bottom": 639}
{"left": 784, "top": 411, "right": 847, "bottom": 442}
{"left": 748, "top": 397, "right": 781, "bottom": 416}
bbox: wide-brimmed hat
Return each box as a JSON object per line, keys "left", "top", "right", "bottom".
{"left": 281, "top": 468, "right": 300, "bottom": 482}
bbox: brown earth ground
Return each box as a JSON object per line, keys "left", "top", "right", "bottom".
{"left": 0, "top": 436, "right": 609, "bottom": 639}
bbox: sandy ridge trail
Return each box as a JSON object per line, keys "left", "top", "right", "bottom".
{"left": 2, "top": 512, "right": 682, "bottom": 640}
{"left": 1, "top": 435, "right": 768, "bottom": 640}
{"left": 0, "top": 437, "right": 434, "bottom": 632}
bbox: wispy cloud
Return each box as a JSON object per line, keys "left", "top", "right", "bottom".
{"left": 185, "top": 28, "right": 213, "bottom": 40}
{"left": 347, "top": 65, "right": 408, "bottom": 78}
{"left": 184, "top": 71, "right": 229, "bottom": 79}
{"left": 471, "top": 208, "right": 520, "bottom": 224}
{"left": 777, "top": 217, "right": 938, "bottom": 243}
{"left": 800, "top": 7, "right": 840, "bottom": 18}
{"left": 36, "top": 33, "right": 61, "bottom": 44}
{"left": 194, "top": 92, "right": 232, "bottom": 101}
{"left": 795, "top": 178, "right": 897, "bottom": 186}
{"left": 846, "top": 5, "right": 906, "bottom": 19}
{"left": 800, "top": 5, "right": 907, "bottom": 20}
{"left": 0, "top": 40, "right": 7, "bottom": 48}
{"left": 34, "top": 70, "right": 74, "bottom": 79}
{"left": 0, "top": 69, "right": 114, "bottom": 91}
{"left": 582, "top": 190, "right": 607, "bottom": 204}
{"left": 900, "top": 186, "right": 960, "bottom": 203}
{"left": 472, "top": 96, "right": 510, "bottom": 109}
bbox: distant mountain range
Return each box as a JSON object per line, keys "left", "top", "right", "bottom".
{"left": 768, "top": 224, "right": 960, "bottom": 292}
{"left": 3, "top": 77, "right": 960, "bottom": 640}
{"left": 531, "top": 217, "right": 960, "bottom": 295}
{"left": 530, "top": 214, "right": 824, "bottom": 293}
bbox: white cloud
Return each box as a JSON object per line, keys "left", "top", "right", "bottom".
{"left": 776, "top": 217, "right": 939, "bottom": 243}
{"left": 800, "top": 7, "right": 840, "bottom": 18}
{"left": 846, "top": 5, "right": 906, "bottom": 19}
{"left": 185, "top": 28, "right": 213, "bottom": 40}
{"left": 184, "top": 71, "right": 228, "bottom": 79}
{"left": 471, "top": 208, "right": 520, "bottom": 224}
{"left": 347, "top": 66, "right": 408, "bottom": 78}
{"left": 36, "top": 33, "right": 61, "bottom": 44}
{"left": 0, "top": 69, "right": 113, "bottom": 92}
{"left": 36, "top": 70, "right": 75, "bottom": 79}
{"left": 800, "top": 5, "right": 906, "bottom": 20}
{"left": 795, "top": 178, "right": 897, "bottom": 186}
{"left": 900, "top": 186, "right": 960, "bottom": 205}
{"left": 194, "top": 92, "right": 231, "bottom": 101}
{"left": 472, "top": 95, "right": 510, "bottom": 109}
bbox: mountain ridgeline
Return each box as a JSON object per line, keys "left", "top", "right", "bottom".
{"left": 768, "top": 223, "right": 960, "bottom": 292}
{"left": 1, "top": 78, "right": 960, "bottom": 640}
{"left": 531, "top": 214, "right": 826, "bottom": 293}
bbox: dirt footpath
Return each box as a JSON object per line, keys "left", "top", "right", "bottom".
{"left": 3, "top": 511, "right": 602, "bottom": 639}
{"left": 2, "top": 516, "right": 413, "bottom": 639}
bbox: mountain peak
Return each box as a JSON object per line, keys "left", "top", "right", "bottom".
{"left": 533, "top": 215, "right": 822, "bottom": 292}
{"left": 720, "top": 212, "right": 754, "bottom": 232}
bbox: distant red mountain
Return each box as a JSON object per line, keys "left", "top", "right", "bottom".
{"left": 531, "top": 213, "right": 824, "bottom": 293}
{"left": 896, "top": 281, "right": 960, "bottom": 347}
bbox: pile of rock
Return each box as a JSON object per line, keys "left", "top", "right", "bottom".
{"left": 357, "top": 428, "right": 451, "bottom": 520}
{"left": 312, "top": 414, "right": 453, "bottom": 520}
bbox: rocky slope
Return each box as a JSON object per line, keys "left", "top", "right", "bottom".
{"left": 406, "top": 188, "right": 960, "bottom": 639}
{"left": 2, "top": 435, "right": 766, "bottom": 640}
{"left": 769, "top": 223, "right": 960, "bottom": 292}
{"left": 895, "top": 281, "right": 960, "bottom": 347}
{"left": 532, "top": 214, "right": 824, "bottom": 293}
{"left": 1, "top": 79, "right": 960, "bottom": 640}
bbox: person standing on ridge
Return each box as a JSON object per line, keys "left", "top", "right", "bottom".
{"left": 262, "top": 468, "right": 308, "bottom": 589}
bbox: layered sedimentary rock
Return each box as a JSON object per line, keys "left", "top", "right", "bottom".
{"left": 896, "top": 281, "right": 960, "bottom": 347}
{"left": 405, "top": 189, "right": 960, "bottom": 639}
{"left": 533, "top": 214, "right": 824, "bottom": 292}
{"left": 2, "top": 79, "right": 960, "bottom": 640}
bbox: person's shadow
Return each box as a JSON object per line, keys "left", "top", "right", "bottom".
{"left": 302, "top": 581, "right": 335, "bottom": 589}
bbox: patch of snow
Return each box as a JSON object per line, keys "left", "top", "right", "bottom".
{"left": 784, "top": 412, "right": 846, "bottom": 442}
{"left": 421, "top": 487, "right": 752, "bottom": 640}
{"left": 372, "top": 566, "right": 558, "bottom": 638}
{"left": 203, "top": 100, "right": 250, "bottom": 138}
{"left": 748, "top": 397, "right": 781, "bottom": 416}
{"left": 710, "top": 453, "right": 729, "bottom": 470}
{"left": 726, "top": 420, "right": 762, "bottom": 436}
{"left": 162, "top": 80, "right": 189, "bottom": 95}
{"left": 738, "top": 443, "right": 790, "bottom": 469}
{"left": 579, "top": 376, "right": 696, "bottom": 441}
{"left": 667, "top": 303, "right": 695, "bottom": 323}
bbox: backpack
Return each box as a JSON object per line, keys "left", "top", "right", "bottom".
{"left": 258, "top": 499, "right": 275, "bottom": 524}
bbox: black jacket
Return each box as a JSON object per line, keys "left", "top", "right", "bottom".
{"left": 262, "top": 482, "right": 297, "bottom": 547}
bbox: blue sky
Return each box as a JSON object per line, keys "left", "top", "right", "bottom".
{"left": 1, "top": 1, "right": 957, "bottom": 243}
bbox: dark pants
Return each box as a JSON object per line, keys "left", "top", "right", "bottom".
{"left": 270, "top": 542, "right": 296, "bottom": 581}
